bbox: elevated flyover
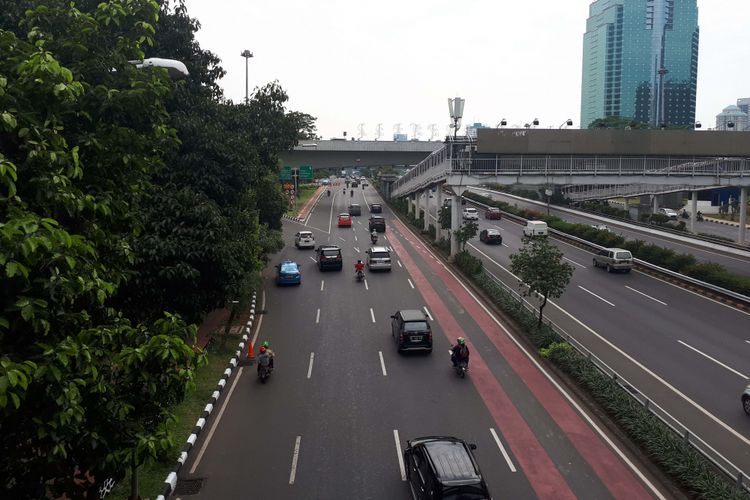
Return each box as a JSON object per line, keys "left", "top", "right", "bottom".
{"left": 390, "top": 129, "right": 750, "bottom": 252}
{"left": 392, "top": 129, "right": 750, "bottom": 198}
{"left": 279, "top": 139, "right": 442, "bottom": 171}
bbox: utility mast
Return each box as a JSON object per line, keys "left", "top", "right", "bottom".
{"left": 410, "top": 123, "right": 422, "bottom": 140}
{"left": 375, "top": 123, "right": 383, "bottom": 141}
{"left": 427, "top": 124, "right": 438, "bottom": 141}
{"left": 358, "top": 123, "right": 366, "bottom": 140}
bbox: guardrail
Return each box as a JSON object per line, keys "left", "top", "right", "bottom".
{"left": 479, "top": 269, "right": 750, "bottom": 492}
{"left": 463, "top": 196, "right": 750, "bottom": 311}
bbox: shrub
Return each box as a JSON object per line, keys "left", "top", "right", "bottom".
{"left": 454, "top": 250, "right": 483, "bottom": 277}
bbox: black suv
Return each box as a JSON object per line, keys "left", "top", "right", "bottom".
{"left": 370, "top": 203, "right": 382, "bottom": 213}
{"left": 404, "top": 436, "right": 491, "bottom": 499}
{"left": 391, "top": 310, "right": 432, "bottom": 353}
{"left": 369, "top": 215, "right": 386, "bottom": 233}
{"left": 348, "top": 203, "right": 362, "bottom": 216}
{"left": 316, "top": 245, "right": 342, "bottom": 271}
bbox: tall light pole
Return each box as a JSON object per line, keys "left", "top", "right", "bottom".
{"left": 558, "top": 119, "right": 573, "bottom": 129}
{"left": 241, "top": 49, "right": 253, "bottom": 104}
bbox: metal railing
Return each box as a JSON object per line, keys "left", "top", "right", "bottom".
{"left": 562, "top": 183, "right": 712, "bottom": 201}
{"left": 479, "top": 269, "right": 750, "bottom": 492}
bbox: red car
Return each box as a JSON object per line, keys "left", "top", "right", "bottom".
{"left": 338, "top": 213, "right": 352, "bottom": 227}
{"left": 485, "top": 207, "right": 502, "bottom": 220}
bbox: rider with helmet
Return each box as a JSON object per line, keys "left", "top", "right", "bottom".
{"left": 257, "top": 341, "right": 275, "bottom": 374}
{"left": 451, "top": 337, "right": 470, "bottom": 368}
{"left": 355, "top": 259, "right": 365, "bottom": 276}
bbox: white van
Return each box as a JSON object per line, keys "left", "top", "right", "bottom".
{"left": 523, "top": 220, "right": 548, "bottom": 237}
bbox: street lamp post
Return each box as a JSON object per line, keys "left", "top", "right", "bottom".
{"left": 495, "top": 118, "right": 507, "bottom": 128}
{"left": 524, "top": 118, "right": 539, "bottom": 129}
{"left": 241, "top": 49, "right": 253, "bottom": 104}
{"left": 448, "top": 97, "right": 465, "bottom": 140}
{"left": 558, "top": 119, "right": 573, "bottom": 129}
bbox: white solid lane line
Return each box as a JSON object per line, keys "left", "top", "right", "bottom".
{"left": 307, "top": 352, "right": 315, "bottom": 379}
{"left": 379, "top": 351, "right": 387, "bottom": 376}
{"left": 564, "top": 256, "right": 587, "bottom": 268}
{"left": 578, "top": 285, "right": 615, "bottom": 307}
{"left": 189, "top": 366, "right": 243, "bottom": 473}
{"left": 678, "top": 340, "right": 748, "bottom": 379}
{"left": 489, "top": 428, "right": 517, "bottom": 472}
{"left": 315, "top": 309, "right": 320, "bottom": 324}
{"left": 625, "top": 285, "right": 667, "bottom": 306}
{"left": 370, "top": 308, "right": 376, "bottom": 323}
{"left": 354, "top": 235, "right": 358, "bottom": 241}
{"left": 393, "top": 430, "right": 406, "bottom": 481}
{"left": 407, "top": 279, "right": 415, "bottom": 289}
{"left": 423, "top": 306, "right": 433, "bottom": 321}
{"left": 289, "top": 436, "right": 301, "bottom": 484}
{"left": 397, "top": 260, "right": 403, "bottom": 268}
{"left": 493, "top": 225, "right": 505, "bottom": 230}
{"left": 320, "top": 280, "right": 324, "bottom": 291}
{"left": 251, "top": 290, "right": 267, "bottom": 348}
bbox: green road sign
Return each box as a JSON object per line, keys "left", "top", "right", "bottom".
{"left": 280, "top": 166, "right": 292, "bottom": 181}
{"left": 299, "top": 165, "right": 313, "bottom": 180}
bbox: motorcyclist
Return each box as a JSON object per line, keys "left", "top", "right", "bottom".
{"left": 350, "top": 189, "right": 354, "bottom": 197}
{"left": 257, "top": 341, "right": 275, "bottom": 375}
{"left": 355, "top": 259, "right": 365, "bottom": 278}
{"left": 370, "top": 230, "right": 378, "bottom": 244}
{"left": 327, "top": 189, "right": 331, "bottom": 197}
{"left": 451, "top": 337, "right": 470, "bottom": 368}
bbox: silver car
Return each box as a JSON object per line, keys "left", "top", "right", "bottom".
{"left": 743, "top": 385, "right": 750, "bottom": 415}
{"left": 593, "top": 248, "right": 633, "bottom": 273}
{"left": 366, "top": 246, "right": 392, "bottom": 271}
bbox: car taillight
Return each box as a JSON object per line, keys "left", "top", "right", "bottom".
{"left": 399, "top": 333, "right": 404, "bottom": 343}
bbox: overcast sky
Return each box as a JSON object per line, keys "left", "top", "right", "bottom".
{"left": 182, "top": 0, "right": 749, "bottom": 139}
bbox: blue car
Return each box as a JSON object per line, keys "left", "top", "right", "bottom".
{"left": 276, "top": 260, "right": 301, "bottom": 286}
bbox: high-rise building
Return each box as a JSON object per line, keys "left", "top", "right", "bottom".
{"left": 581, "top": 0, "right": 699, "bottom": 129}
{"left": 737, "top": 97, "right": 750, "bottom": 116}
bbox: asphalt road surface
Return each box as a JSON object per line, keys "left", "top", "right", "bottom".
{"left": 179, "top": 184, "right": 670, "bottom": 499}
{"left": 423, "top": 195, "right": 750, "bottom": 478}
{"left": 465, "top": 186, "right": 750, "bottom": 277}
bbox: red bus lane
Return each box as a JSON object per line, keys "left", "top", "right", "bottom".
{"left": 389, "top": 219, "right": 654, "bottom": 499}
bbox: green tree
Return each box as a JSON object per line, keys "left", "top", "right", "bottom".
{"left": 509, "top": 238, "right": 575, "bottom": 326}
{"left": 587, "top": 116, "right": 650, "bottom": 129}
{"left": 454, "top": 221, "right": 478, "bottom": 251}
{"left": 0, "top": 1, "right": 202, "bottom": 497}
{"left": 438, "top": 205, "right": 451, "bottom": 230}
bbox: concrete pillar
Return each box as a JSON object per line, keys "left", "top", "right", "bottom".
{"left": 450, "top": 191, "right": 462, "bottom": 257}
{"left": 652, "top": 194, "right": 659, "bottom": 214}
{"left": 435, "top": 186, "right": 444, "bottom": 242}
{"left": 689, "top": 191, "right": 698, "bottom": 234}
{"left": 406, "top": 194, "right": 412, "bottom": 215}
{"left": 423, "top": 188, "right": 430, "bottom": 232}
{"left": 740, "top": 187, "right": 748, "bottom": 244}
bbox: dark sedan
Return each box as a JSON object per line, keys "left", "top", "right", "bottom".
{"left": 479, "top": 229, "right": 503, "bottom": 245}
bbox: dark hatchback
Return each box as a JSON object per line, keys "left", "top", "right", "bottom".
{"left": 404, "top": 436, "right": 491, "bottom": 499}
{"left": 479, "top": 229, "right": 502, "bottom": 245}
{"left": 316, "top": 245, "right": 343, "bottom": 271}
{"left": 369, "top": 216, "right": 386, "bottom": 232}
{"left": 370, "top": 203, "right": 382, "bottom": 213}
{"left": 391, "top": 309, "right": 432, "bottom": 353}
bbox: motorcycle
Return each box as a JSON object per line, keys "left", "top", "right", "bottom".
{"left": 370, "top": 234, "right": 378, "bottom": 245}
{"left": 355, "top": 269, "right": 365, "bottom": 282}
{"left": 258, "top": 363, "right": 272, "bottom": 383}
{"left": 327, "top": 189, "right": 331, "bottom": 197}
{"left": 451, "top": 353, "right": 468, "bottom": 378}
{"left": 350, "top": 189, "right": 354, "bottom": 197}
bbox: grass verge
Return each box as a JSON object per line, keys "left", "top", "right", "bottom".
{"left": 285, "top": 184, "right": 320, "bottom": 216}
{"left": 108, "top": 342, "right": 238, "bottom": 499}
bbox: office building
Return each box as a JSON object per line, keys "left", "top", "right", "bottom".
{"left": 737, "top": 97, "right": 750, "bottom": 116}
{"left": 715, "top": 104, "right": 748, "bottom": 131}
{"left": 581, "top": 0, "right": 699, "bottom": 128}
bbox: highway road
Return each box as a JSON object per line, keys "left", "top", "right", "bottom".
{"left": 178, "top": 184, "right": 669, "bottom": 499}
{"left": 464, "top": 186, "right": 750, "bottom": 278}
{"left": 422, "top": 196, "right": 750, "bottom": 479}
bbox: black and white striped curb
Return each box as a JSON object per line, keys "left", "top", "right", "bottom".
{"left": 156, "top": 291, "right": 258, "bottom": 500}
{"left": 282, "top": 213, "right": 306, "bottom": 223}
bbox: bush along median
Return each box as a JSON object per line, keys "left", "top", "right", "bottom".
{"left": 463, "top": 191, "right": 750, "bottom": 297}
{"left": 451, "top": 251, "right": 748, "bottom": 500}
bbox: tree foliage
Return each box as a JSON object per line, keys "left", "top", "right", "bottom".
{"left": 1, "top": 0, "right": 314, "bottom": 496}
{"left": 454, "top": 221, "right": 478, "bottom": 251}
{"left": 509, "top": 238, "right": 575, "bottom": 326}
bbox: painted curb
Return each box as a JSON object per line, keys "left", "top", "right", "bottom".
{"left": 156, "top": 291, "right": 257, "bottom": 500}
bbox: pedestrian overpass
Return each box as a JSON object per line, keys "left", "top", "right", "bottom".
{"left": 387, "top": 128, "right": 750, "bottom": 252}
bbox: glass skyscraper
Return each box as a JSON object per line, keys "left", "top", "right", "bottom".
{"left": 580, "top": 0, "right": 699, "bottom": 128}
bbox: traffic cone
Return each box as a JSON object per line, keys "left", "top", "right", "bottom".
{"left": 247, "top": 341, "right": 255, "bottom": 364}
